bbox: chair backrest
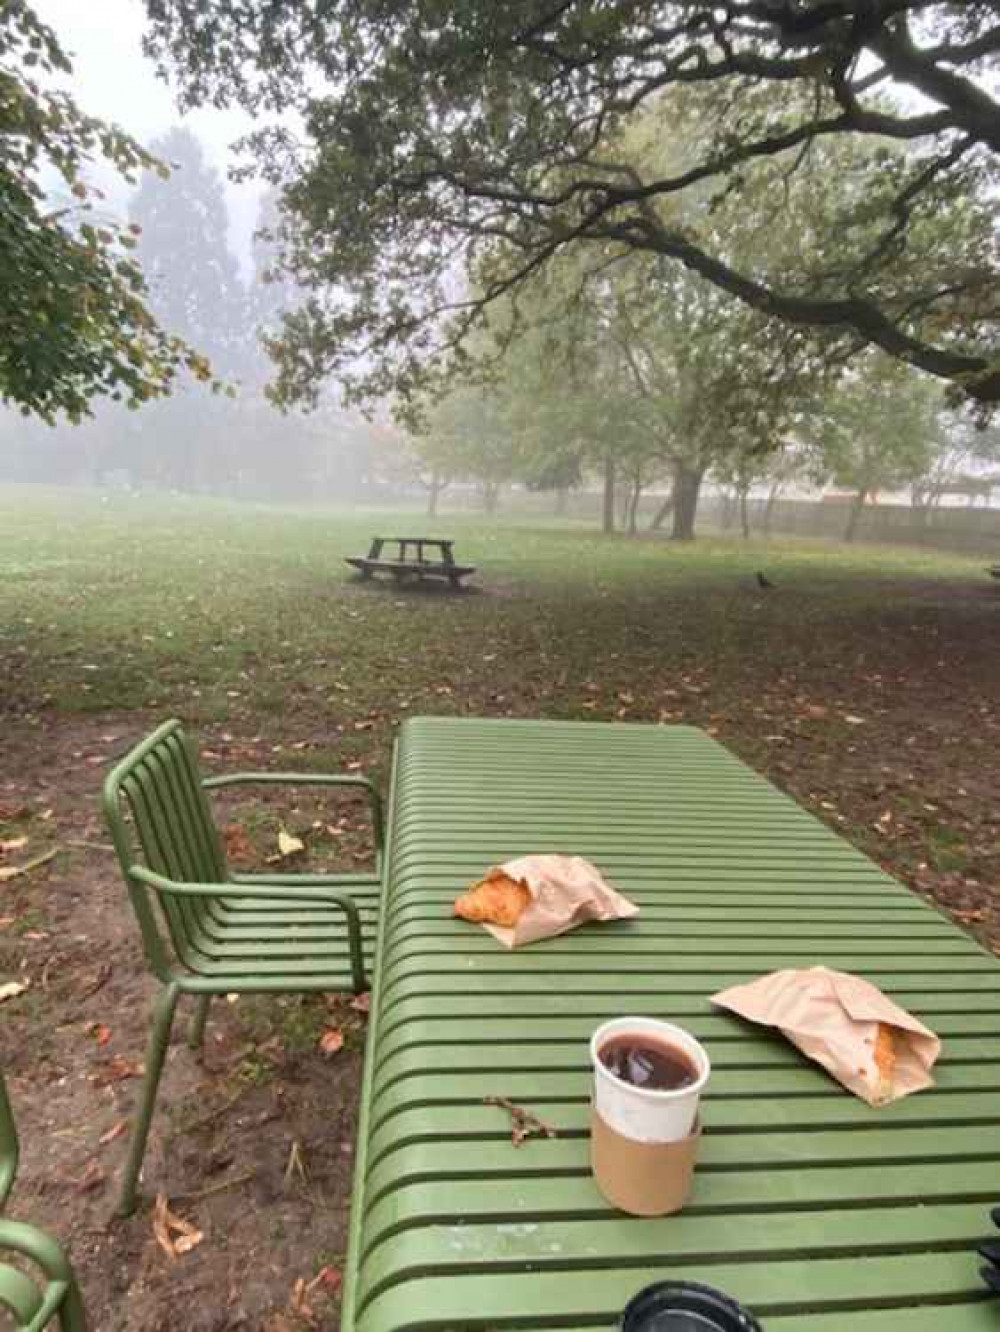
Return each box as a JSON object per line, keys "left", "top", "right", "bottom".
{"left": 0, "top": 1068, "right": 18, "bottom": 1211}
{"left": 102, "top": 719, "right": 228, "bottom": 980}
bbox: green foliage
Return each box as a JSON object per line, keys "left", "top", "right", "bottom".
{"left": 0, "top": 2, "right": 211, "bottom": 421}
{"left": 141, "top": 1, "right": 1000, "bottom": 405}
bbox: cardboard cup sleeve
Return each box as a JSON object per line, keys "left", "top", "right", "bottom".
{"left": 590, "top": 1106, "right": 701, "bottom": 1217}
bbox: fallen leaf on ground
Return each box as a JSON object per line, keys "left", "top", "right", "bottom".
{"left": 0, "top": 836, "right": 28, "bottom": 854}
{"left": 153, "top": 1193, "right": 204, "bottom": 1259}
{"left": 90, "top": 1022, "right": 112, "bottom": 1046}
{"left": 76, "top": 1161, "right": 106, "bottom": 1194}
{"left": 843, "top": 714, "right": 866, "bottom": 726}
{"left": 318, "top": 1028, "right": 344, "bottom": 1056}
{"left": 223, "top": 823, "right": 255, "bottom": 866}
{"left": 308, "top": 1265, "right": 343, "bottom": 1297}
{"left": 0, "top": 981, "right": 28, "bottom": 1002}
{"left": 290, "top": 1277, "right": 318, "bottom": 1326}
{"left": 91, "top": 1055, "right": 144, "bottom": 1086}
{"left": 277, "top": 828, "right": 305, "bottom": 857}
{"left": 98, "top": 1119, "right": 129, "bottom": 1146}
{"left": 0, "top": 848, "right": 58, "bottom": 882}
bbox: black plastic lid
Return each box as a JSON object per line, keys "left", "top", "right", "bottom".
{"left": 622, "top": 1281, "right": 763, "bottom": 1332}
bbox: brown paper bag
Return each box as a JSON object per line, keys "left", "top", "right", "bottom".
{"left": 458, "top": 854, "right": 639, "bottom": 948}
{"left": 711, "top": 967, "right": 941, "bottom": 1106}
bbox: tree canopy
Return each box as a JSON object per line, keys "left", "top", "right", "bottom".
{"left": 0, "top": 1, "right": 212, "bottom": 421}
{"left": 141, "top": 1, "right": 1000, "bottom": 408}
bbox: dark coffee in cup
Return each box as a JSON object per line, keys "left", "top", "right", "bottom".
{"left": 599, "top": 1034, "right": 699, "bottom": 1091}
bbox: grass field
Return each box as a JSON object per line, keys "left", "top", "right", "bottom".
{"left": 2, "top": 483, "right": 999, "bottom": 1329}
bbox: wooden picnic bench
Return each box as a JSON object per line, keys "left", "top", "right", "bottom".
{"left": 343, "top": 717, "right": 1000, "bottom": 1331}
{"left": 345, "top": 536, "right": 476, "bottom": 587}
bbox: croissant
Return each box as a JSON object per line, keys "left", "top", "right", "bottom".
{"left": 454, "top": 872, "right": 531, "bottom": 927}
{"left": 873, "top": 1023, "right": 897, "bottom": 1103}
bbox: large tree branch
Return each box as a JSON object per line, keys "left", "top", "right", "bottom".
{"left": 598, "top": 216, "right": 1000, "bottom": 400}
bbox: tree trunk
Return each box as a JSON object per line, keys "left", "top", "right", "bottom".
{"left": 427, "top": 470, "right": 445, "bottom": 518}
{"left": 649, "top": 486, "right": 675, "bottom": 531}
{"left": 763, "top": 484, "right": 781, "bottom": 536}
{"left": 844, "top": 488, "right": 867, "bottom": 542}
{"left": 483, "top": 480, "right": 500, "bottom": 514}
{"left": 671, "top": 465, "right": 704, "bottom": 541}
{"left": 626, "top": 481, "right": 643, "bottom": 536}
{"left": 739, "top": 485, "right": 750, "bottom": 540}
{"left": 602, "top": 455, "right": 616, "bottom": 534}
{"left": 554, "top": 486, "right": 569, "bottom": 517}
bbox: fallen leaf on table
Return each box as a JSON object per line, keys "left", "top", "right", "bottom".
{"left": 0, "top": 981, "right": 28, "bottom": 1002}
{"left": 277, "top": 828, "right": 304, "bottom": 858}
{"left": 318, "top": 1028, "right": 344, "bottom": 1056}
{"left": 153, "top": 1193, "right": 203, "bottom": 1259}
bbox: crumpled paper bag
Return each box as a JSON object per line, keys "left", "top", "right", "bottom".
{"left": 464, "top": 854, "right": 639, "bottom": 948}
{"left": 711, "top": 967, "right": 941, "bottom": 1106}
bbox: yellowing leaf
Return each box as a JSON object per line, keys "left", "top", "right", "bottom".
{"left": 153, "top": 1193, "right": 203, "bottom": 1260}
{"left": 318, "top": 1028, "right": 344, "bottom": 1056}
{"left": 277, "top": 828, "right": 304, "bottom": 858}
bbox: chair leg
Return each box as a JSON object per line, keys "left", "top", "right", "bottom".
{"left": 116, "top": 984, "right": 179, "bottom": 1218}
{"left": 188, "top": 995, "right": 211, "bottom": 1052}
{"left": 58, "top": 1275, "right": 87, "bottom": 1332}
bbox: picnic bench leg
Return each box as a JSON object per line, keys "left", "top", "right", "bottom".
{"left": 117, "top": 983, "right": 180, "bottom": 1216}
{"left": 188, "top": 995, "right": 211, "bottom": 1052}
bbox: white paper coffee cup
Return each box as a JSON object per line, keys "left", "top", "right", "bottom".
{"left": 590, "top": 1017, "right": 710, "bottom": 1144}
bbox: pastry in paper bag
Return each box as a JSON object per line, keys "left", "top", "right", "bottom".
{"left": 454, "top": 854, "right": 639, "bottom": 947}
{"left": 711, "top": 967, "right": 940, "bottom": 1106}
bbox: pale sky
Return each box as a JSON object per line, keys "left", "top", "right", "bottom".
{"left": 34, "top": 0, "right": 265, "bottom": 270}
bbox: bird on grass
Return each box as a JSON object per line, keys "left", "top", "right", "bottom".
{"left": 756, "top": 571, "right": 775, "bottom": 590}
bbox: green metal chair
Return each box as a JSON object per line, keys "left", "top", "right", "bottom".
{"left": 0, "top": 1070, "right": 86, "bottom": 1330}
{"left": 102, "top": 718, "right": 384, "bottom": 1216}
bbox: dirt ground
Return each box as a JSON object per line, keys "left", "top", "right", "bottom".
{"left": 2, "top": 572, "right": 999, "bottom": 1330}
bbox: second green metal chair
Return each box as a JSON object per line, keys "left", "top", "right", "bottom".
{"left": 102, "top": 718, "right": 383, "bottom": 1215}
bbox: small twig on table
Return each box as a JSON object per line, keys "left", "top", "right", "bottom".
{"left": 483, "top": 1096, "right": 557, "bottom": 1147}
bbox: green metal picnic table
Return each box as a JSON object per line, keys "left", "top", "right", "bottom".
{"left": 343, "top": 717, "right": 1000, "bottom": 1331}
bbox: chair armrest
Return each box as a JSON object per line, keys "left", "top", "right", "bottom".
{"left": 231, "top": 872, "right": 379, "bottom": 887}
{"left": 0, "top": 1219, "right": 80, "bottom": 1331}
{"left": 129, "top": 866, "right": 368, "bottom": 992}
{"left": 201, "top": 771, "right": 384, "bottom": 869}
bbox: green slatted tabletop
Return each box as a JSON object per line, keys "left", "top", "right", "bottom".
{"left": 343, "top": 718, "right": 1000, "bottom": 1331}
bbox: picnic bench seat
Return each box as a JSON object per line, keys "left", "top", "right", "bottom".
{"left": 346, "top": 536, "right": 476, "bottom": 587}
{"left": 343, "top": 717, "right": 1000, "bottom": 1331}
